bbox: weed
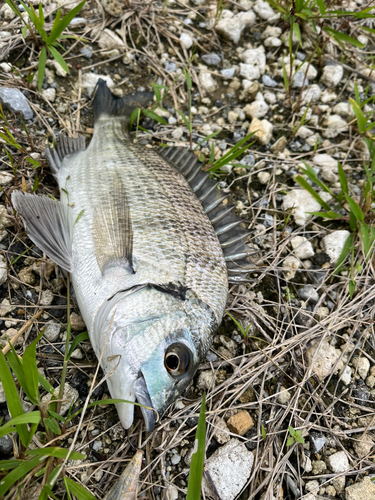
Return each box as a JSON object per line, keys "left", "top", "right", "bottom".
{"left": 5, "top": 0, "right": 87, "bottom": 91}
{"left": 286, "top": 426, "right": 305, "bottom": 447}
{"left": 186, "top": 394, "right": 206, "bottom": 500}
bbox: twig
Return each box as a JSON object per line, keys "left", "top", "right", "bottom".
{"left": 2, "top": 309, "right": 44, "bottom": 355}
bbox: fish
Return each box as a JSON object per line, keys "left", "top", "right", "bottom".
{"left": 11, "top": 80, "right": 251, "bottom": 431}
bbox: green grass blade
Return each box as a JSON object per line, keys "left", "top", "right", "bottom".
{"left": 0, "top": 460, "right": 22, "bottom": 471}
{"left": 48, "top": 46, "right": 69, "bottom": 74}
{"left": 345, "top": 194, "right": 364, "bottom": 222}
{"left": 64, "top": 477, "right": 96, "bottom": 500}
{"left": 38, "top": 47, "right": 47, "bottom": 91}
{"left": 23, "top": 335, "right": 41, "bottom": 404}
{"left": 308, "top": 211, "right": 342, "bottom": 219}
{"left": 186, "top": 394, "right": 206, "bottom": 500}
{"left": 175, "top": 109, "right": 190, "bottom": 129}
{"left": 67, "top": 331, "right": 89, "bottom": 360}
{"left": 350, "top": 98, "right": 367, "bottom": 132}
{"left": 4, "top": 0, "right": 23, "bottom": 17}
{"left": 337, "top": 162, "right": 348, "bottom": 194}
{"left": 315, "top": 0, "right": 326, "bottom": 14}
{"left": 0, "top": 456, "right": 43, "bottom": 497}
{"left": 26, "top": 447, "right": 85, "bottom": 460}
{"left": 0, "top": 412, "right": 41, "bottom": 441}
{"left": 324, "top": 27, "right": 365, "bottom": 48}
{"left": 334, "top": 232, "right": 354, "bottom": 274}
{"left": 44, "top": 417, "right": 61, "bottom": 435}
{"left": 295, "top": 176, "right": 331, "bottom": 211}
{"left": 46, "top": 0, "right": 87, "bottom": 45}
{"left": 142, "top": 108, "right": 167, "bottom": 125}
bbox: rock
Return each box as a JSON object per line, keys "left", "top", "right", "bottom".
{"left": 81, "top": 73, "right": 114, "bottom": 95}
{"left": 43, "top": 321, "right": 61, "bottom": 342}
{"left": 70, "top": 312, "right": 86, "bottom": 332}
{"left": 302, "top": 454, "right": 312, "bottom": 473}
{"left": 40, "top": 289, "right": 53, "bottom": 306}
{"left": 333, "top": 102, "right": 353, "bottom": 116}
{"left": 322, "top": 114, "right": 348, "bottom": 138}
{"left": 353, "top": 433, "right": 374, "bottom": 458}
{"left": 333, "top": 476, "right": 345, "bottom": 495}
{"left": 0, "top": 87, "right": 33, "bottom": 120}
{"left": 270, "top": 136, "right": 287, "bottom": 153}
{"left": 166, "top": 485, "right": 179, "bottom": 500}
{"left": 315, "top": 306, "right": 329, "bottom": 320}
{"left": 262, "top": 74, "right": 278, "bottom": 87}
{"left": 0, "top": 435, "right": 13, "bottom": 455}
{"left": 80, "top": 47, "right": 93, "bottom": 59}
{"left": 352, "top": 357, "right": 370, "bottom": 379}
{"left": 98, "top": 29, "right": 125, "bottom": 50}
{"left": 171, "top": 127, "right": 184, "bottom": 140}
{"left": 100, "top": 0, "right": 122, "bottom": 16}
{"left": 322, "top": 230, "right": 351, "bottom": 264}
{"left": 1, "top": 4, "right": 17, "bottom": 20}
{"left": 70, "top": 348, "right": 83, "bottom": 359}
{"left": 202, "top": 53, "right": 221, "bottom": 66}
{"left": 340, "top": 365, "right": 352, "bottom": 385}
{"left": 221, "top": 68, "right": 235, "bottom": 78}
{"left": 227, "top": 410, "right": 254, "bottom": 436}
{"left": 41, "top": 88, "right": 56, "bottom": 103}
{"left": 228, "top": 111, "right": 239, "bottom": 124}
{"left": 327, "top": 451, "right": 349, "bottom": 473}
{"left": 240, "top": 47, "right": 266, "bottom": 80}
{"left": 199, "top": 71, "right": 217, "bottom": 93}
{"left": 248, "top": 117, "right": 273, "bottom": 145}
{"left": 313, "top": 153, "right": 338, "bottom": 170}
{"left": 171, "top": 453, "right": 181, "bottom": 465}
{"left": 180, "top": 33, "right": 193, "bottom": 49}
{"left": 296, "top": 126, "right": 314, "bottom": 139}
{"left": 282, "top": 189, "right": 321, "bottom": 226}
{"left": 197, "top": 371, "right": 215, "bottom": 391}
{"left": 290, "top": 236, "right": 314, "bottom": 259}
{"left": 257, "top": 172, "right": 270, "bottom": 185}
{"left": 297, "top": 285, "right": 319, "bottom": 303}
{"left": 216, "top": 10, "right": 256, "bottom": 45}
{"left": 18, "top": 266, "right": 35, "bottom": 285}
{"left": 50, "top": 60, "right": 68, "bottom": 78}
{"left": 0, "top": 382, "right": 6, "bottom": 403}
{"left": 0, "top": 62, "right": 12, "bottom": 73}
{"left": 203, "top": 439, "right": 254, "bottom": 500}
{"left": 282, "top": 255, "right": 300, "bottom": 280}
{"left": 0, "top": 205, "right": 13, "bottom": 230}
{"left": 310, "top": 432, "right": 326, "bottom": 453}
{"left": 305, "top": 480, "right": 319, "bottom": 495}
{"left": 277, "top": 386, "right": 291, "bottom": 404}
{"left": 243, "top": 100, "right": 269, "bottom": 119}
{"left": 253, "top": 0, "right": 279, "bottom": 19}
{"left": 41, "top": 383, "right": 78, "bottom": 416}
{"left": 263, "top": 36, "right": 282, "bottom": 48}
{"left": 0, "top": 255, "right": 7, "bottom": 286}
{"left": 0, "top": 299, "right": 14, "bottom": 317}
{"left": 292, "top": 71, "right": 308, "bottom": 89}
{"left": 301, "top": 84, "right": 322, "bottom": 105}
{"left": 312, "top": 460, "right": 327, "bottom": 475}
{"left": 345, "top": 477, "right": 375, "bottom": 500}
{"left": 320, "top": 64, "right": 343, "bottom": 88}
{"left": 213, "top": 417, "right": 231, "bottom": 444}
{"left": 0, "top": 171, "right": 13, "bottom": 186}
{"left": 306, "top": 339, "right": 340, "bottom": 381}
{"left": 164, "top": 61, "right": 177, "bottom": 72}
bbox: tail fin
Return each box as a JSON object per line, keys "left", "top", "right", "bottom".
{"left": 93, "top": 79, "right": 154, "bottom": 123}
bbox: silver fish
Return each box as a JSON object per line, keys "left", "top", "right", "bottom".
{"left": 12, "top": 80, "right": 250, "bottom": 430}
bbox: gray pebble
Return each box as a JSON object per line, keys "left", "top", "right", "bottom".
{"left": 292, "top": 72, "right": 308, "bottom": 88}
{"left": 310, "top": 432, "right": 326, "bottom": 453}
{"left": 262, "top": 75, "right": 278, "bottom": 87}
{"left": 202, "top": 53, "right": 221, "bottom": 66}
{"left": 80, "top": 47, "right": 93, "bottom": 59}
{"left": 0, "top": 87, "right": 33, "bottom": 120}
{"left": 171, "top": 454, "right": 181, "bottom": 465}
{"left": 206, "top": 351, "right": 217, "bottom": 362}
{"left": 43, "top": 321, "right": 61, "bottom": 342}
{"left": 221, "top": 68, "right": 235, "bottom": 78}
{"left": 164, "top": 61, "right": 177, "bottom": 72}
{"left": 241, "top": 154, "right": 255, "bottom": 167}
{"left": 297, "top": 285, "right": 319, "bottom": 303}
{"left": 0, "top": 435, "right": 13, "bottom": 455}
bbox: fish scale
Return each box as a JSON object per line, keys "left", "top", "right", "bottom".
{"left": 11, "top": 80, "right": 251, "bottom": 430}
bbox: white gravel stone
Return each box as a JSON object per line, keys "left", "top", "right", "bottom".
{"left": 50, "top": 60, "right": 67, "bottom": 77}
{"left": 277, "top": 386, "right": 291, "bottom": 404}
{"left": 203, "top": 439, "right": 254, "bottom": 500}
{"left": 1, "top": 4, "right": 17, "bottom": 20}
{"left": 180, "top": 33, "right": 193, "bottom": 49}
{"left": 282, "top": 255, "right": 300, "bottom": 280}
{"left": 296, "top": 126, "right": 314, "bottom": 139}
{"left": 216, "top": 10, "right": 256, "bottom": 45}
{"left": 263, "top": 36, "right": 282, "bottom": 48}
{"left": 340, "top": 365, "right": 352, "bottom": 385}
{"left": 41, "top": 88, "right": 56, "bottom": 103}
{"left": 43, "top": 321, "right": 61, "bottom": 342}
{"left": 41, "top": 383, "right": 78, "bottom": 416}
{"left": 98, "top": 29, "right": 125, "bottom": 50}
{"left": 0, "top": 382, "right": 6, "bottom": 403}
{"left": 320, "top": 64, "right": 344, "bottom": 88}
{"left": 332, "top": 102, "right": 353, "bottom": 116}
{"left": 322, "top": 114, "right": 348, "bottom": 138}
{"left": 199, "top": 70, "right": 217, "bottom": 93}
{"left": 301, "top": 84, "right": 322, "bottom": 104}
{"left": 197, "top": 371, "right": 215, "bottom": 391}
{"left": 240, "top": 47, "right": 266, "bottom": 80}
{"left": 0, "top": 62, "right": 12, "bottom": 73}
{"left": 290, "top": 236, "right": 314, "bottom": 259}
{"left": 81, "top": 73, "right": 114, "bottom": 95}
{"left": 40, "top": 289, "right": 53, "bottom": 306}
{"left": 263, "top": 91, "right": 276, "bottom": 104}
{"left": 166, "top": 485, "right": 178, "bottom": 500}
{"left": 0, "top": 255, "right": 7, "bottom": 286}
{"left": 228, "top": 111, "right": 239, "bottom": 124}
{"left": 253, "top": 0, "right": 279, "bottom": 19}
{"left": 313, "top": 153, "right": 338, "bottom": 171}
{"left": 0, "top": 299, "right": 15, "bottom": 317}
{"left": 322, "top": 230, "right": 351, "bottom": 264}
{"left": 248, "top": 117, "right": 273, "bottom": 145}
{"left": 282, "top": 189, "right": 321, "bottom": 226}
{"left": 257, "top": 171, "right": 270, "bottom": 185}
{"left": 213, "top": 417, "right": 231, "bottom": 444}
{"left": 261, "top": 26, "right": 282, "bottom": 39}
{"left": 0, "top": 171, "right": 13, "bottom": 186}
{"left": 353, "top": 433, "right": 374, "bottom": 458}
{"left": 345, "top": 477, "right": 375, "bottom": 500}
{"left": 243, "top": 100, "right": 269, "bottom": 119}
{"left": 171, "top": 127, "right": 184, "bottom": 140}
{"left": 326, "top": 451, "right": 349, "bottom": 473}
{"left": 352, "top": 356, "right": 370, "bottom": 379}
{"left": 306, "top": 339, "right": 341, "bottom": 381}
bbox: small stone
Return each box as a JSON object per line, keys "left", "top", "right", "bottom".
{"left": 306, "top": 339, "right": 340, "bottom": 381}
{"left": 301, "top": 84, "right": 321, "bottom": 105}
{"left": 40, "top": 289, "right": 53, "bottom": 306}
{"left": 248, "top": 117, "right": 273, "bottom": 145}
{"left": 243, "top": 100, "right": 269, "bottom": 119}
{"left": 290, "top": 236, "right": 314, "bottom": 260}
{"left": 263, "top": 36, "right": 282, "bottom": 48}
{"left": 0, "top": 299, "right": 14, "bottom": 317}
{"left": 197, "top": 371, "right": 215, "bottom": 391}
{"left": 345, "top": 477, "right": 375, "bottom": 500}
{"left": 270, "top": 136, "right": 287, "bottom": 153}
{"left": 70, "top": 312, "right": 86, "bottom": 332}
{"left": 180, "top": 33, "right": 193, "bottom": 49}
{"left": 340, "top": 365, "right": 352, "bottom": 385}
{"left": 353, "top": 433, "right": 374, "bottom": 458}
{"left": 166, "top": 485, "right": 179, "bottom": 500}
{"left": 164, "top": 60, "right": 177, "bottom": 72}
{"left": 199, "top": 71, "right": 217, "bottom": 93}
{"left": 291, "top": 71, "right": 308, "bottom": 89}
{"left": 333, "top": 477, "right": 345, "bottom": 495}
{"left": 228, "top": 111, "right": 239, "bottom": 124}
{"left": 305, "top": 480, "right": 319, "bottom": 495}
{"left": 0, "top": 87, "right": 33, "bottom": 120}
{"left": 43, "top": 321, "right": 61, "bottom": 342}
{"left": 297, "top": 285, "right": 319, "bottom": 303}
{"left": 253, "top": 0, "right": 279, "bottom": 20}
{"left": 202, "top": 53, "right": 221, "bottom": 66}
{"left": 0, "top": 435, "right": 13, "bottom": 455}
{"left": 80, "top": 47, "right": 93, "bottom": 59}
{"left": 320, "top": 64, "right": 344, "bottom": 88}
{"left": 322, "top": 230, "right": 351, "bottom": 264}
{"left": 0, "top": 382, "right": 6, "bottom": 403}
{"left": 257, "top": 172, "right": 270, "bottom": 185}
{"left": 100, "top": 0, "right": 122, "bottom": 17}
{"left": 171, "top": 127, "right": 183, "bottom": 140}
{"left": 310, "top": 432, "right": 326, "bottom": 453}
{"left": 1, "top": 4, "right": 17, "bottom": 20}
{"left": 227, "top": 410, "right": 254, "bottom": 436}
{"left": 213, "top": 417, "right": 231, "bottom": 444}
{"left": 18, "top": 266, "right": 35, "bottom": 285}
{"left": 262, "top": 74, "right": 278, "bottom": 87}
{"left": 51, "top": 60, "right": 67, "bottom": 78}
{"left": 313, "top": 153, "right": 338, "bottom": 170}
{"left": 315, "top": 306, "right": 329, "bottom": 320}
{"left": 81, "top": 73, "right": 114, "bottom": 96}
{"left": 0, "top": 171, "right": 13, "bottom": 186}
{"left": 366, "top": 374, "right": 375, "bottom": 388}
{"left": 282, "top": 189, "right": 321, "bottom": 226}
{"left": 41, "top": 88, "right": 56, "bottom": 103}
{"left": 352, "top": 357, "right": 370, "bottom": 380}
{"left": 282, "top": 255, "right": 300, "bottom": 280}
{"left": 41, "top": 383, "right": 78, "bottom": 416}
{"left": 216, "top": 10, "right": 256, "bottom": 45}
{"left": 221, "top": 68, "right": 235, "bottom": 78}
{"left": 0, "top": 62, "right": 12, "bottom": 73}
{"left": 203, "top": 439, "right": 254, "bottom": 500}
{"left": 278, "top": 386, "right": 291, "bottom": 404}
{"left": 240, "top": 48, "right": 266, "bottom": 81}
{"left": 302, "top": 454, "right": 312, "bottom": 473}
{"left": 312, "top": 460, "right": 327, "bottom": 475}
{"left": 322, "top": 114, "right": 348, "bottom": 138}
{"left": 326, "top": 450, "right": 349, "bottom": 473}
{"left": 98, "top": 29, "right": 125, "bottom": 50}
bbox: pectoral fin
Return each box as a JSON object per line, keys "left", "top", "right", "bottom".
{"left": 11, "top": 191, "right": 73, "bottom": 272}
{"left": 92, "top": 173, "right": 134, "bottom": 275}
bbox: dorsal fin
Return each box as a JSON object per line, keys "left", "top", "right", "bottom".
{"left": 46, "top": 135, "right": 86, "bottom": 175}
{"left": 92, "top": 172, "right": 134, "bottom": 275}
{"left": 158, "top": 146, "right": 254, "bottom": 282}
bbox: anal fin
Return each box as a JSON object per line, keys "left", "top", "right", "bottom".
{"left": 92, "top": 173, "right": 134, "bottom": 275}
{"left": 11, "top": 191, "right": 73, "bottom": 272}
{"left": 46, "top": 135, "right": 86, "bottom": 176}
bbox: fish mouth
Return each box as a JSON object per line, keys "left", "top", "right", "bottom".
{"left": 134, "top": 374, "right": 157, "bottom": 432}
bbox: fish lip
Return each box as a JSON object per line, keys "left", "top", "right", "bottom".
{"left": 134, "top": 374, "right": 157, "bottom": 432}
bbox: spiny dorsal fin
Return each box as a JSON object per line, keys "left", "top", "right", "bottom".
{"left": 93, "top": 79, "right": 154, "bottom": 123}
{"left": 92, "top": 172, "right": 134, "bottom": 275}
{"left": 46, "top": 135, "right": 86, "bottom": 175}
{"left": 11, "top": 191, "right": 73, "bottom": 272}
{"left": 158, "top": 146, "right": 254, "bottom": 282}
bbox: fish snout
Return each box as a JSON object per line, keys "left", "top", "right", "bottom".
{"left": 134, "top": 374, "right": 158, "bottom": 432}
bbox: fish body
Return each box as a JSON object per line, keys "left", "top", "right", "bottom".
{"left": 12, "top": 81, "right": 250, "bottom": 430}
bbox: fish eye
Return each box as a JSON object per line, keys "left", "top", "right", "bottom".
{"left": 164, "top": 343, "right": 191, "bottom": 377}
